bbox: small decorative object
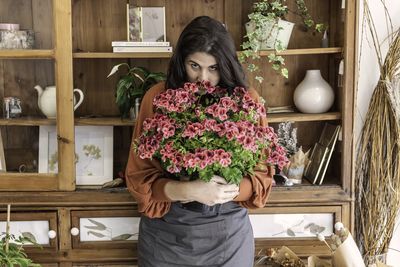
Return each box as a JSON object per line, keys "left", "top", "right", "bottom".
{"left": 134, "top": 81, "right": 288, "bottom": 184}
{"left": 321, "top": 29, "right": 329, "bottom": 48}
{"left": 293, "top": 70, "right": 334, "bottom": 113}
{"left": 315, "top": 222, "right": 371, "bottom": 267}
{"left": 0, "top": 23, "right": 19, "bottom": 30}
{"left": 38, "top": 126, "right": 113, "bottom": 185}
{"left": 0, "top": 132, "right": 5, "bottom": 172}
{"left": 240, "top": 0, "right": 327, "bottom": 81}
{"left": 3, "top": 96, "right": 22, "bottom": 119}
{"left": 127, "top": 6, "right": 166, "bottom": 42}
{"left": 107, "top": 63, "right": 166, "bottom": 119}
{"left": 34, "top": 85, "right": 84, "bottom": 119}
{"left": 284, "top": 148, "right": 310, "bottom": 184}
{"left": 101, "top": 177, "right": 124, "bottom": 188}
{"left": 0, "top": 30, "right": 34, "bottom": 49}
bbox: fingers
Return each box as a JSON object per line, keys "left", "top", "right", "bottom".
{"left": 210, "top": 175, "right": 227, "bottom": 184}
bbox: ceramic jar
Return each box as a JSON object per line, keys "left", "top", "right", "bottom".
{"left": 293, "top": 70, "right": 334, "bottom": 113}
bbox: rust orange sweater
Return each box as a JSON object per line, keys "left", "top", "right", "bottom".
{"left": 125, "top": 82, "right": 274, "bottom": 218}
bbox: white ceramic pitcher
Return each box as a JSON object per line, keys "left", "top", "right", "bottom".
{"left": 34, "top": 85, "right": 84, "bottom": 119}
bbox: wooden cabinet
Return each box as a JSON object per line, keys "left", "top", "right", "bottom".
{"left": 0, "top": 0, "right": 356, "bottom": 264}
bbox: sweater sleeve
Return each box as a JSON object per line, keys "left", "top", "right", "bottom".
{"left": 125, "top": 82, "right": 173, "bottom": 218}
{"left": 234, "top": 88, "right": 274, "bottom": 208}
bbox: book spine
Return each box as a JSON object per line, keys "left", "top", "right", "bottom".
{"left": 113, "top": 46, "right": 172, "bottom": 53}
{"left": 112, "top": 41, "right": 170, "bottom": 47}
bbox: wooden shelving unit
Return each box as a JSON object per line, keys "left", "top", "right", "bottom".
{"left": 0, "top": 0, "right": 356, "bottom": 264}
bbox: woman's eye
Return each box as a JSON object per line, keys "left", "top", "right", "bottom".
{"left": 209, "top": 65, "right": 218, "bottom": 71}
{"left": 191, "top": 63, "right": 199, "bottom": 69}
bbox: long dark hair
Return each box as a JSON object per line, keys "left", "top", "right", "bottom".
{"left": 166, "top": 16, "right": 247, "bottom": 90}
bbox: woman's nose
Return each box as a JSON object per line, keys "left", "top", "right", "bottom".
{"left": 198, "top": 70, "right": 209, "bottom": 82}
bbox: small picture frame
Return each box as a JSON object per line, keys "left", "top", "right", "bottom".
{"left": 39, "top": 126, "right": 113, "bottom": 185}
{"left": 128, "top": 5, "right": 166, "bottom": 42}
{"left": 0, "top": 131, "right": 6, "bottom": 172}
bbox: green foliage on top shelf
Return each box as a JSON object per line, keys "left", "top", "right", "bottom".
{"left": 107, "top": 63, "right": 166, "bottom": 119}
{"left": 239, "top": 0, "right": 327, "bottom": 82}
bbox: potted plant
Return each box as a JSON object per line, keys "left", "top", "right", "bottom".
{"left": 0, "top": 204, "right": 41, "bottom": 267}
{"left": 239, "top": 0, "right": 327, "bottom": 82}
{"left": 107, "top": 63, "right": 166, "bottom": 119}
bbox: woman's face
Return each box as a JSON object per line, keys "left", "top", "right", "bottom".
{"left": 184, "top": 52, "right": 220, "bottom": 86}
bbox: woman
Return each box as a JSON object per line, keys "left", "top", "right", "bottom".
{"left": 125, "top": 16, "right": 274, "bottom": 267}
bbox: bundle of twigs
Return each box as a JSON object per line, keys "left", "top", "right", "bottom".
{"left": 355, "top": 1, "right": 400, "bottom": 264}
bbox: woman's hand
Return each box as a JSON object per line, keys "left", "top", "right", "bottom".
{"left": 164, "top": 175, "right": 239, "bottom": 205}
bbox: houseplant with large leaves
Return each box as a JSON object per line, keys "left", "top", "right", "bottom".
{"left": 107, "top": 63, "right": 166, "bottom": 118}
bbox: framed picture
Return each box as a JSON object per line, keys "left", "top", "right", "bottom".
{"left": 39, "top": 126, "right": 113, "bottom": 185}
{"left": 0, "top": 131, "right": 5, "bottom": 172}
{"left": 128, "top": 6, "right": 166, "bottom": 42}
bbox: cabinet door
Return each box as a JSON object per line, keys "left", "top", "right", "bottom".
{"left": 0, "top": 211, "right": 58, "bottom": 252}
{"left": 71, "top": 209, "right": 139, "bottom": 250}
{"left": 250, "top": 205, "right": 342, "bottom": 256}
{"left": 0, "top": 0, "right": 75, "bottom": 191}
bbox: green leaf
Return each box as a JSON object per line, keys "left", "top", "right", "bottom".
{"left": 107, "top": 63, "right": 129, "bottom": 78}
{"left": 21, "top": 232, "right": 37, "bottom": 244}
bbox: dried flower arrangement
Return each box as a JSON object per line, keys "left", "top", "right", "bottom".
{"left": 355, "top": 0, "right": 400, "bottom": 265}
{"left": 277, "top": 122, "right": 309, "bottom": 185}
{"left": 277, "top": 122, "right": 298, "bottom": 156}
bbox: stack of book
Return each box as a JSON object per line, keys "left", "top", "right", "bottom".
{"left": 111, "top": 41, "right": 172, "bottom": 53}
{"left": 304, "top": 123, "right": 341, "bottom": 185}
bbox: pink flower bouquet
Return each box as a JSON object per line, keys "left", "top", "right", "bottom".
{"left": 135, "top": 81, "right": 288, "bottom": 184}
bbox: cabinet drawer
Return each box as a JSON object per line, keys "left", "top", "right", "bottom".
{"left": 0, "top": 211, "right": 58, "bottom": 252}
{"left": 249, "top": 205, "right": 342, "bottom": 256}
{"left": 249, "top": 206, "right": 340, "bottom": 239}
{"left": 71, "top": 209, "right": 140, "bottom": 250}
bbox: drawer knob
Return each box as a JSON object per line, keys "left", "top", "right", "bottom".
{"left": 48, "top": 230, "right": 57, "bottom": 239}
{"left": 70, "top": 227, "right": 80, "bottom": 236}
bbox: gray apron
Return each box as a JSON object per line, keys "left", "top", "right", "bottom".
{"left": 137, "top": 201, "right": 254, "bottom": 267}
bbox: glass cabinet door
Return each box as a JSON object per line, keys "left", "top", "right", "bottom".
{"left": 0, "top": 0, "right": 75, "bottom": 191}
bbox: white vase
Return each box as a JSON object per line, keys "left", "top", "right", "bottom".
{"left": 245, "top": 18, "right": 294, "bottom": 50}
{"left": 293, "top": 70, "right": 334, "bottom": 113}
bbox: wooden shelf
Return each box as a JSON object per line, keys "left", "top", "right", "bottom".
{"left": 261, "top": 47, "right": 342, "bottom": 56}
{"left": 0, "top": 117, "right": 135, "bottom": 126}
{"left": 0, "top": 113, "right": 339, "bottom": 126}
{"left": 267, "top": 112, "right": 341, "bottom": 123}
{"left": 0, "top": 49, "right": 54, "bottom": 59}
{"left": 72, "top": 47, "right": 342, "bottom": 59}
{"left": 0, "top": 185, "right": 350, "bottom": 206}
{"left": 75, "top": 117, "right": 134, "bottom": 126}
{"left": 73, "top": 52, "right": 172, "bottom": 58}
{"left": 0, "top": 117, "right": 55, "bottom": 126}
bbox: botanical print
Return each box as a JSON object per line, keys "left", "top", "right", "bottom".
{"left": 80, "top": 217, "right": 140, "bottom": 241}
{"left": 39, "top": 126, "right": 113, "bottom": 185}
{"left": 249, "top": 213, "right": 333, "bottom": 238}
{"left": 0, "top": 220, "right": 49, "bottom": 245}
